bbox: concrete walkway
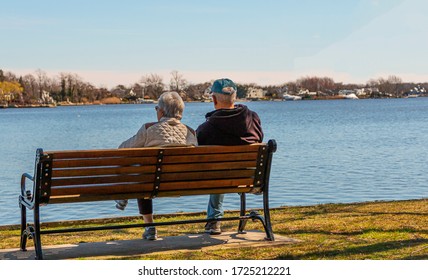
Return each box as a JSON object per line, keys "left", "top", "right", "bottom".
{"left": 0, "top": 231, "right": 297, "bottom": 260}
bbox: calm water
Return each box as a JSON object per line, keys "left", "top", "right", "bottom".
{"left": 0, "top": 99, "right": 427, "bottom": 225}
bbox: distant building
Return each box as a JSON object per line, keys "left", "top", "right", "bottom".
{"left": 339, "top": 89, "right": 356, "bottom": 95}
{"left": 247, "top": 87, "right": 264, "bottom": 99}
{"left": 355, "top": 89, "right": 366, "bottom": 96}
{"left": 297, "top": 89, "right": 317, "bottom": 96}
{"left": 40, "top": 90, "right": 55, "bottom": 104}
{"left": 297, "top": 89, "right": 309, "bottom": 96}
{"left": 404, "top": 85, "right": 427, "bottom": 97}
{"left": 128, "top": 88, "right": 136, "bottom": 96}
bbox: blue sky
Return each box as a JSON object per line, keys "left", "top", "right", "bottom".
{"left": 1, "top": 0, "right": 427, "bottom": 87}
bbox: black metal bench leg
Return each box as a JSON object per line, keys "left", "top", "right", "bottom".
{"left": 20, "top": 203, "right": 27, "bottom": 251}
{"left": 33, "top": 233, "right": 43, "bottom": 260}
{"left": 238, "top": 193, "right": 248, "bottom": 233}
{"left": 263, "top": 190, "right": 275, "bottom": 241}
{"left": 33, "top": 204, "right": 43, "bottom": 260}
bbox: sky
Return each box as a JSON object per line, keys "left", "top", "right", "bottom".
{"left": 1, "top": 0, "right": 427, "bottom": 88}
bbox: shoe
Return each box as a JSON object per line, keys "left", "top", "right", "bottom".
{"left": 115, "top": 200, "right": 128, "bottom": 211}
{"left": 204, "top": 221, "right": 221, "bottom": 235}
{"left": 143, "top": 226, "right": 157, "bottom": 240}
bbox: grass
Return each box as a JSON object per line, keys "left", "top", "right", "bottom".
{"left": 1, "top": 199, "right": 427, "bottom": 260}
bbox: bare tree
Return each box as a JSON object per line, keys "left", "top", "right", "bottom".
{"left": 34, "top": 69, "right": 52, "bottom": 100}
{"left": 140, "top": 73, "right": 165, "bottom": 99}
{"left": 0, "top": 69, "right": 5, "bottom": 82}
{"left": 169, "top": 70, "right": 188, "bottom": 93}
{"left": 57, "top": 72, "right": 88, "bottom": 102}
{"left": 185, "top": 82, "right": 211, "bottom": 100}
{"left": 21, "top": 74, "right": 38, "bottom": 103}
{"left": 296, "top": 76, "right": 336, "bottom": 93}
{"left": 387, "top": 75, "right": 403, "bottom": 97}
{"left": 368, "top": 76, "right": 402, "bottom": 97}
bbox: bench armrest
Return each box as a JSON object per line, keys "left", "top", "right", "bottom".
{"left": 20, "top": 173, "right": 35, "bottom": 208}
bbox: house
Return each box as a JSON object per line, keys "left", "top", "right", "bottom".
{"left": 246, "top": 87, "right": 264, "bottom": 99}
{"left": 40, "top": 90, "right": 55, "bottom": 104}
{"left": 355, "top": 89, "right": 366, "bottom": 97}
{"left": 297, "top": 89, "right": 317, "bottom": 97}
{"left": 404, "top": 85, "right": 427, "bottom": 97}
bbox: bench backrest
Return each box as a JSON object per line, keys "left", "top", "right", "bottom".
{"left": 33, "top": 141, "right": 276, "bottom": 204}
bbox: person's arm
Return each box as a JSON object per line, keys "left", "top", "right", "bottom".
{"left": 253, "top": 112, "right": 264, "bottom": 143}
{"left": 185, "top": 125, "right": 198, "bottom": 146}
{"left": 118, "top": 125, "right": 148, "bottom": 148}
{"left": 195, "top": 123, "right": 208, "bottom": 145}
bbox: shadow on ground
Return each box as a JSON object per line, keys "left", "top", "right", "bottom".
{"left": 0, "top": 231, "right": 297, "bottom": 260}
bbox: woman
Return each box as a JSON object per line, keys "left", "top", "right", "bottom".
{"left": 115, "top": 91, "right": 197, "bottom": 240}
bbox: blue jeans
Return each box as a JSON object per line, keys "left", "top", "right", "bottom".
{"left": 207, "top": 194, "right": 224, "bottom": 219}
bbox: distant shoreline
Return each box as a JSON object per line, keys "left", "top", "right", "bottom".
{"left": 2, "top": 96, "right": 426, "bottom": 109}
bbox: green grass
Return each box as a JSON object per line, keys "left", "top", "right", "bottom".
{"left": 1, "top": 199, "right": 427, "bottom": 260}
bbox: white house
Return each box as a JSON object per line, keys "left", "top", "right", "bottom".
{"left": 40, "top": 90, "right": 55, "bottom": 104}
{"left": 247, "top": 87, "right": 264, "bottom": 99}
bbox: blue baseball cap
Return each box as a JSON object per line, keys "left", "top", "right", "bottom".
{"left": 211, "top": 78, "right": 237, "bottom": 95}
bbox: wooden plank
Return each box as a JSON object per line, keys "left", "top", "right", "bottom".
{"left": 47, "top": 187, "right": 255, "bottom": 204}
{"left": 47, "top": 148, "right": 160, "bottom": 160}
{"left": 52, "top": 165, "right": 156, "bottom": 177}
{"left": 161, "top": 152, "right": 258, "bottom": 164}
{"left": 48, "top": 193, "right": 152, "bottom": 204}
{"left": 156, "top": 187, "right": 253, "bottom": 197}
{"left": 46, "top": 144, "right": 264, "bottom": 159}
{"left": 161, "top": 161, "right": 256, "bottom": 173}
{"left": 53, "top": 156, "right": 158, "bottom": 168}
{"left": 161, "top": 169, "right": 255, "bottom": 182}
{"left": 51, "top": 170, "right": 255, "bottom": 187}
{"left": 179, "top": 170, "right": 253, "bottom": 181}
{"left": 162, "top": 144, "right": 263, "bottom": 156}
{"left": 160, "top": 178, "right": 254, "bottom": 191}
{"left": 50, "top": 182, "right": 153, "bottom": 196}
{"left": 51, "top": 161, "right": 256, "bottom": 177}
{"left": 50, "top": 177, "right": 252, "bottom": 197}
{"left": 51, "top": 174, "right": 156, "bottom": 187}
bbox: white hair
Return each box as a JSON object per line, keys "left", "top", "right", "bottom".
{"left": 157, "top": 91, "right": 185, "bottom": 119}
{"left": 213, "top": 92, "right": 236, "bottom": 105}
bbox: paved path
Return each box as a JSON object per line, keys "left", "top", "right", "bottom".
{"left": 0, "top": 231, "right": 297, "bottom": 260}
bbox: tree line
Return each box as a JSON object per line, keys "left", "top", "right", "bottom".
{"left": 1, "top": 69, "right": 427, "bottom": 105}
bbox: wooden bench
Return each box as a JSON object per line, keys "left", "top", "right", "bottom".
{"left": 19, "top": 140, "right": 277, "bottom": 259}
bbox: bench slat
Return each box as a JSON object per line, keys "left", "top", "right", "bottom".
{"left": 50, "top": 182, "right": 153, "bottom": 196}
{"left": 50, "top": 178, "right": 253, "bottom": 196}
{"left": 51, "top": 174, "right": 156, "bottom": 187}
{"left": 162, "top": 152, "right": 258, "bottom": 164}
{"left": 51, "top": 160, "right": 255, "bottom": 178}
{"left": 52, "top": 156, "right": 158, "bottom": 168}
{"left": 48, "top": 187, "right": 253, "bottom": 204}
{"left": 51, "top": 165, "right": 156, "bottom": 177}
{"left": 46, "top": 144, "right": 262, "bottom": 159}
{"left": 160, "top": 178, "right": 254, "bottom": 191}
{"left": 161, "top": 169, "right": 255, "bottom": 182}
{"left": 162, "top": 161, "right": 256, "bottom": 173}
{"left": 48, "top": 148, "right": 160, "bottom": 159}
{"left": 51, "top": 152, "right": 258, "bottom": 169}
{"left": 162, "top": 144, "right": 261, "bottom": 155}
{"left": 50, "top": 169, "right": 255, "bottom": 187}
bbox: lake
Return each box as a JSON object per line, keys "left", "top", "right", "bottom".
{"left": 0, "top": 98, "right": 427, "bottom": 225}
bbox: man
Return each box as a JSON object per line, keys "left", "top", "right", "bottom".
{"left": 196, "top": 78, "right": 264, "bottom": 234}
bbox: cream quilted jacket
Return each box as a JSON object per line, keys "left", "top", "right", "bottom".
{"left": 119, "top": 117, "right": 197, "bottom": 148}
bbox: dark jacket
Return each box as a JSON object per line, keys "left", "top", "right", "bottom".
{"left": 196, "top": 104, "right": 264, "bottom": 145}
